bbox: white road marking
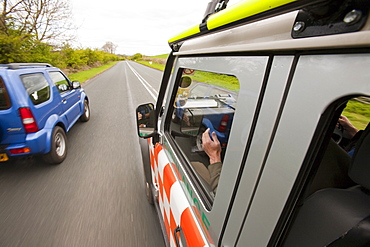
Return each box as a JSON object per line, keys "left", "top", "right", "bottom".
{"left": 126, "top": 61, "right": 158, "bottom": 101}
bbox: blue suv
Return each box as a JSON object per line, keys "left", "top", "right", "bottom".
{"left": 0, "top": 63, "right": 90, "bottom": 164}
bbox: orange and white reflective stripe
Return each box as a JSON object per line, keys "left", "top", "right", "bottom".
{"left": 149, "top": 141, "right": 212, "bottom": 247}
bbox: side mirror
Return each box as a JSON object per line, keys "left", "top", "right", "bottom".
{"left": 136, "top": 103, "right": 155, "bottom": 137}
{"left": 180, "top": 76, "right": 192, "bottom": 88}
{"left": 72, "top": 81, "right": 81, "bottom": 89}
{"left": 173, "top": 76, "right": 192, "bottom": 108}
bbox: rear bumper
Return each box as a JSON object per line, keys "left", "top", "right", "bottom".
{"left": 2, "top": 129, "right": 49, "bottom": 158}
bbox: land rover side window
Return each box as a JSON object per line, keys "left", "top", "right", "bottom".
{"left": 20, "top": 73, "right": 50, "bottom": 105}
{"left": 0, "top": 76, "right": 11, "bottom": 110}
{"left": 282, "top": 96, "right": 370, "bottom": 246}
{"left": 49, "top": 71, "right": 70, "bottom": 93}
{"left": 168, "top": 69, "right": 239, "bottom": 199}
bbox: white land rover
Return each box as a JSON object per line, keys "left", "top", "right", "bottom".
{"left": 136, "top": 0, "right": 370, "bottom": 246}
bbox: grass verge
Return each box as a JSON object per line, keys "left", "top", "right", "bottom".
{"left": 136, "top": 61, "right": 166, "bottom": 71}
{"left": 189, "top": 71, "right": 239, "bottom": 92}
{"left": 68, "top": 61, "right": 119, "bottom": 83}
{"left": 136, "top": 58, "right": 239, "bottom": 91}
{"left": 342, "top": 100, "right": 370, "bottom": 129}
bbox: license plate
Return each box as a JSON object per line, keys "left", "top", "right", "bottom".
{"left": 0, "top": 153, "right": 9, "bottom": 162}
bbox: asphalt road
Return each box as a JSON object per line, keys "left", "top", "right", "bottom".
{"left": 0, "top": 61, "right": 165, "bottom": 247}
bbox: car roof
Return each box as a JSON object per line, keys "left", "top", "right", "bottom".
{"left": 169, "top": 0, "right": 370, "bottom": 55}
{"left": 0, "top": 63, "right": 54, "bottom": 70}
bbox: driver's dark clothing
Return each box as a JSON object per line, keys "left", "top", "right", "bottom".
{"left": 345, "top": 130, "right": 363, "bottom": 156}
{"left": 209, "top": 162, "right": 222, "bottom": 193}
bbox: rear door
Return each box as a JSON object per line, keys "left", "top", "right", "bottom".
{"left": 0, "top": 71, "right": 55, "bottom": 157}
{"left": 234, "top": 53, "right": 370, "bottom": 246}
{"left": 0, "top": 75, "right": 17, "bottom": 161}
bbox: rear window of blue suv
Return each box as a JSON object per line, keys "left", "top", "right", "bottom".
{"left": 20, "top": 73, "right": 50, "bottom": 105}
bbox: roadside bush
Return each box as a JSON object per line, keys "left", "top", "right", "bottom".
{"left": 141, "top": 56, "right": 166, "bottom": 65}
{"left": 0, "top": 31, "right": 120, "bottom": 71}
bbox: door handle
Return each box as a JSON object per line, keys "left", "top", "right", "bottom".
{"left": 62, "top": 99, "right": 67, "bottom": 103}
{"left": 174, "top": 226, "right": 187, "bottom": 247}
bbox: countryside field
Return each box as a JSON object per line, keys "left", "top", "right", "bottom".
{"left": 343, "top": 99, "right": 370, "bottom": 130}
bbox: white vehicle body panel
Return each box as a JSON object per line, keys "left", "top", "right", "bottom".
{"left": 135, "top": 1, "right": 370, "bottom": 246}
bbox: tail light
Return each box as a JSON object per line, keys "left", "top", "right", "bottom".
{"left": 19, "top": 107, "right": 39, "bottom": 133}
{"left": 218, "top": 114, "right": 230, "bottom": 132}
{"left": 10, "top": 147, "right": 31, "bottom": 154}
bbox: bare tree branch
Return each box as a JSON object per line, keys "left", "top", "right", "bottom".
{"left": 101, "top": 41, "right": 118, "bottom": 54}
{"left": 0, "top": 0, "right": 75, "bottom": 43}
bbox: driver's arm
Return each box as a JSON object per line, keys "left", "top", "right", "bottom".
{"left": 202, "top": 128, "right": 221, "bottom": 164}
{"left": 202, "top": 128, "right": 222, "bottom": 192}
{"left": 338, "top": 115, "right": 359, "bottom": 138}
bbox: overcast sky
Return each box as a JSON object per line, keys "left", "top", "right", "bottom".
{"left": 71, "top": 0, "right": 208, "bottom": 56}
{"left": 70, "top": 0, "right": 238, "bottom": 56}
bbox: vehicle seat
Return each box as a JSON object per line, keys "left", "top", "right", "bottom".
{"left": 283, "top": 124, "right": 370, "bottom": 247}
{"left": 306, "top": 138, "right": 355, "bottom": 196}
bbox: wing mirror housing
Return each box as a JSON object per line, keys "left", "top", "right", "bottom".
{"left": 136, "top": 103, "right": 156, "bottom": 138}
{"left": 72, "top": 81, "right": 81, "bottom": 89}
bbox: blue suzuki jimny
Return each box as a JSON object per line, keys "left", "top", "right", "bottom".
{"left": 0, "top": 63, "right": 90, "bottom": 164}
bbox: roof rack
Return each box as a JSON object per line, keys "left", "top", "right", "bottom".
{"left": 4, "top": 63, "right": 53, "bottom": 70}
{"left": 168, "top": 0, "right": 328, "bottom": 51}
{"left": 202, "top": 0, "right": 229, "bottom": 23}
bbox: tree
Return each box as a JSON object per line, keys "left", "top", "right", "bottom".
{"left": 0, "top": 31, "right": 57, "bottom": 64}
{"left": 130, "top": 53, "right": 143, "bottom": 60}
{"left": 101, "top": 41, "right": 118, "bottom": 54}
{"left": 0, "top": 0, "right": 75, "bottom": 43}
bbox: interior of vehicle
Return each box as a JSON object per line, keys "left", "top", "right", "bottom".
{"left": 283, "top": 96, "right": 370, "bottom": 246}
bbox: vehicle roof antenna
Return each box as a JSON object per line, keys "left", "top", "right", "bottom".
{"left": 202, "top": 0, "right": 229, "bottom": 23}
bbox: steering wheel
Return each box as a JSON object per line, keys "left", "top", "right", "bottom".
{"left": 195, "top": 125, "right": 207, "bottom": 152}
{"left": 332, "top": 124, "right": 344, "bottom": 144}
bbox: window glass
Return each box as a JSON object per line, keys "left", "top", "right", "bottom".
{"left": 0, "top": 76, "right": 11, "bottom": 110}
{"left": 168, "top": 69, "right": 239, "bottom": 199}
{"left": 282, "top": 96, "right": 370, "bottom": 246}
{"left": 49, "top": 71, "right": 70, "bottom": 93}
{"left": 20, "top": 73, "right": 50, "bottom": 105}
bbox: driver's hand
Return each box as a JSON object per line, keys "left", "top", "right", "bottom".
{"left": 138, "top": 112, "right": 143, "bottom": 120}
{"left": 202, "top": 128, "right": 222, "bottom": 164}
{"left": 338, "top": 115, "right": 359, "bottom": 138}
